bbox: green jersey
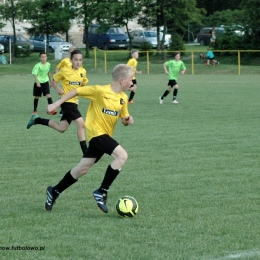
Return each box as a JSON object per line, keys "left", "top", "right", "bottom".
{"left": 165, "top": 60, "right": 186, "bottom": 80}
{"left": 32, "top": 62, "right": 51, "bottom": 83}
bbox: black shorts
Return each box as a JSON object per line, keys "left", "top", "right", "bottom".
{"left": 83, "top": 134, "right": 119, "bottom": 163}
{"left": 168, "top": 80, "right": 177, "bottom": 87}
{"left": 129, "top": 79, "right": 137, "bottom": 88}
{"left": 33, "top": 81, "right": 50, "bottom": 97}
{"left": 209, "top": 56, "right": 215, "bottom": 60}
{"left": 60, "top": 102, "right": 83, "bottom": 124}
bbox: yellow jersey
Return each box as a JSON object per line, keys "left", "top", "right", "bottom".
{"left": 77, "top": 85, "right": 129, "bottom": 142}
{"left": 126, "top": 58, "right": 138, "bottom": 80}
{"left": 54, "top": 66, "right": 88, "bottom": 104}
{"left": 56, "top": 57, "right": 72, "bottom": 70}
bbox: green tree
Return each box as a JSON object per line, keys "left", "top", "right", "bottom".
{"left": 196, "top": 0, "right": 242, "bottom": 16}
{"left": 137, "top": 0, "right": 203, "bottom": 56}
{"left": 76, "top": 0, "right": 102, "bottom": 58}
{"left": 0, "top": 0, "right": 21, "bottom": 57}
{"left": 102, "top": 0, "right": 142, "bottom": 50}
{"left": 21, "top": 0, "right": 74, "bottom": 53}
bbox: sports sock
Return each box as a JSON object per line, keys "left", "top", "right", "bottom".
{"left": 173, "top": 89, "right": 178, "bottom": 100}
{"left": 99, "top": 165, "right": 120, "bottom": 191}
{"left": 47, "top": 97, "right": 53, "bottom": 104}
{"left": 52, "top": 170, "right": 77, "bottom": 196}
{"left": 34, "top": 98, "right": 39, "bottom": 112}
{"left": 162, "top": 90, "right": 170, "bottom": 99}
{"left": 35, "top": 117, "right": 50, "bottom": 126}
{"left": 129, "top": 91, "right": 135, "bottom": 101}
{"left": 80, "top": 140, "right": 88, "bottom": 154}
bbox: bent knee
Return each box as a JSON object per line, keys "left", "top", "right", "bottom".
{"left": 119, "top": 150, "right": 128, "bottom": 163}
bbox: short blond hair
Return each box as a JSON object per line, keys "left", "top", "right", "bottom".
{"left": 131, "top": 49, "right": 138, "bottom": 55}
{"left": 112, "top": 64, "right": 133, "bottom": 81}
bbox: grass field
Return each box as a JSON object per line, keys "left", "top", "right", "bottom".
{"left": 0, "top": 73, "right": 260, "bottom": 260}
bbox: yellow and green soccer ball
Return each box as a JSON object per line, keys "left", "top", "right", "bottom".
{"left": 116, "top": 196, "right": 138, "bottom": 217}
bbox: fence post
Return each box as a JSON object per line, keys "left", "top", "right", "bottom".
{"left": 191, "top": 51, "right": 194, "bottom": 75}
{"left": 104, "top": 51, "right": 107, "bottom": 74}
{"left": 93, "top": 47, "right": 97, "bottom": 69}
{"left": 146, "top": 51, "right": 150, "bottom": 74}
{"left": 238, "top": 51, "right": 240, "bottom": 75}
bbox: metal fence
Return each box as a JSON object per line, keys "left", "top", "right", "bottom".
{"left": 92, "top": 48, "right": 260, "bottom": 75}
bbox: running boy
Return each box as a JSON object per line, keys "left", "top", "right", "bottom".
{"left": 26, "top": 49, "right": 88, "bottom": 155}
{"left": 31, "top": 52, "right": 56, "bottom": 115}
{"left": 44, "top": 64, "right": 134, "bottom": 213}
{"left": 159, "top": 52, "right": 186, "bottom": 104}
{"left": 127, "top": 49, "right": 142, "bottom": 104}
{"left": 55, "top": 46, "right": 76, "bottom": 116}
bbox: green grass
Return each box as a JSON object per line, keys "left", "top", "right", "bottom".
{"left": 0, "top": 73, "right": 260, "bottom": 260}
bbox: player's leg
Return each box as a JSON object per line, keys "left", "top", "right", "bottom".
{"left": 92, "top": 135, "right": 126, "bottom": 213}
{"left": 128, "top": 79, "right": 137, "bottom": 103}
{"left": 43, "top": 82, "right": 57, "bottom": 115}
{"left": 159, "top": 80, "right": 173, "bottom": 104}
{"left": 45, "top": 157, "right": 96, "bottom": 211}
{"left": 33, "top": 83, "right": 41, "bottom": 114}
{"left": 73, "top": 117, "right": 88, "bottom": 154}
{"left": 172, "top": 82, "right": 179, "bottom": 104}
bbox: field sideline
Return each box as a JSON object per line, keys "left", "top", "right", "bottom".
{"left": 0, "top": 73, "right": 260, "bottom": 260}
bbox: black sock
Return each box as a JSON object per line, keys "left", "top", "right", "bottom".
{"left": 52, "top": 170, "right": 77, "bottom": 196}
{"left": 173, "top": 89, "right": 178, "bottom": 100}
{"left": 35, "top": 117, "right": 50, "bottom": 126}
{"left": 129, "top": 91, "right": 135, "bottom": 101}
{"left": 47, "top": 97, "right": 53, "bottom": 104}
{"left": 34, "top": 98, "right": 38, "bottom": 111}
{"left": 80, "top": 140, "right": 88, "bottom": 154}
{"left": 99, "top": 165, "right": 120, "bottom": 191}
{"left": 161, "top": 90, "right": 170, "bottom": 99}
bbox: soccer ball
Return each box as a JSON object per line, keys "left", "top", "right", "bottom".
{"left": 116, "top": 196, "right": 138, "bottom": 217}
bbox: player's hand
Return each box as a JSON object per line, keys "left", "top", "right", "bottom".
{"left": 57, "top": 88, "right": 64, "bottom": 95}
{"left": 47, "top": 104, "right": 57, "bottom": 114}
{"left": 125, "top": 116, "right": 134, "bottom": 125}
{"left": 36, "top": 83, "right": 41, "bottom": 88}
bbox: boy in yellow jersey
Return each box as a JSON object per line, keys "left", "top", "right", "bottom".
{"left": 26, "top": 49, "right": 88, "bottom": 155}
{"left": 31, "top": 52, "right": 56, "bottom": 115}
{"left": 55, "top": 46, "right": 76, "bottom": 116}
{"left": 44, "top": 64, "right": 134, "bottom": 213}
{"left": 127, "top": 49, "right": 142, "bottom": 104}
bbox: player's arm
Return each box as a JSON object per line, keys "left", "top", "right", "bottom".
{"left": 33, "top": 74, "right": 41, "bottom": 87}
{"left": 163, "top": 63, "right": 168, "bottom": 74}
{"left": 48, "top": 72, "right": 53, "bottom": 87}
{"left": 121, "top": 116, "right": 134, "bottom": 126}
{"left": 52, "top": 79, "right": 64, "bottom": 95}
{"left": 47, "top": 89, "right": 78, "bottom": 113}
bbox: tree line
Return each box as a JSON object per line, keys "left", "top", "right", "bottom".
{"left": 0, "top": 0, "right": 259, "bottom": 57}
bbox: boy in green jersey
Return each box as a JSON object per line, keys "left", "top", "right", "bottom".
{"left": 44, "top": 64, "right": 134, "bottom": 214}
{"left": 31, "top": 52, "right": 56, "bottom": 114}
{"left": 159, "top": 52, "right": 186, "bottom": 104}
